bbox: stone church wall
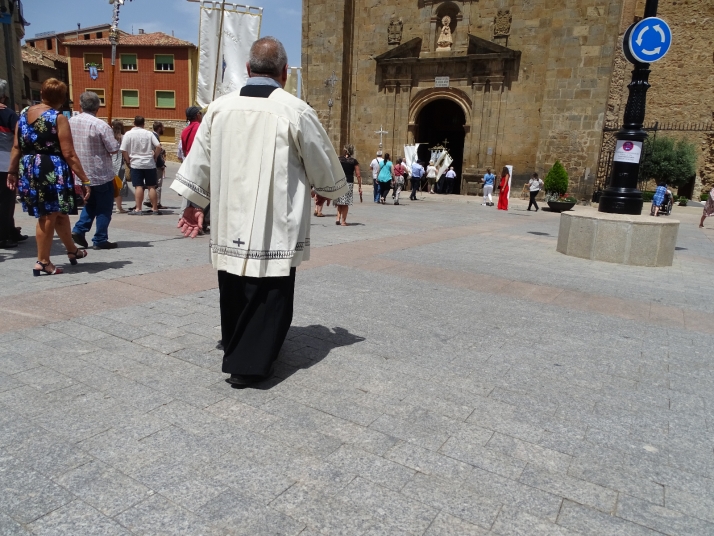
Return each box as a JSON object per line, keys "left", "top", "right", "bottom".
{"left": 603, "top": 0, "right": 714, "bottom": 195}
{"left": 303, "top": 0, "right": 625, "bottom": 193}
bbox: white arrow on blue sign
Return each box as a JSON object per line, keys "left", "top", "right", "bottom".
{"left": 628, "top": 17, "right": 672, "bottom": 63}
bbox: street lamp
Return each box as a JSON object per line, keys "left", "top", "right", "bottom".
{"left": 598, "top": 0, "right": 662, "bottom": 215}
{"left": 106, "top": 0, "right": 132, "bottom": 124}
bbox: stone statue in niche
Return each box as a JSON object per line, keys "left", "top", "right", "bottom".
{"left": 388, "top": 18, "right": 403, "bottom": 45}
{"left": 436, "top": 15, "right": 453, "bottom": 51}
{"left": 493, "top": 9, "right": 512, "bottom": 38}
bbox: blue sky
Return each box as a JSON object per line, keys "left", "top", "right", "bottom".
{"left": 22, "top": 0, "right": 302, "bottom": 65}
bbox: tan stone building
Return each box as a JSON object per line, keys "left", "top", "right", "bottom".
{"left": 302, "top": 0, "right": 714, "bottom": 196}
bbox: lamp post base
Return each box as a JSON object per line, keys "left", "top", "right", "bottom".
{"left": 598, "top": 188, "right": 644, "bottom": 215}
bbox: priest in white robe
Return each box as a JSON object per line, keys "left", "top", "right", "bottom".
{"left": 171, "top": 37, "right": 347, "bottom": 387}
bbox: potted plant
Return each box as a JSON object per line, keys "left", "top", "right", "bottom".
{"left": 544, "top": 161, "right": 576, "bottom": 212}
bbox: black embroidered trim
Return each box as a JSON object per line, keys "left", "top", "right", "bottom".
{"left": 210, "top": 238, "right": 310, "bottom": 260}
{"left": 174, "top": 174, "right": 210, "bottom": 199}
{"left": 314, "top": 177, "right": 347, "bottom": 193}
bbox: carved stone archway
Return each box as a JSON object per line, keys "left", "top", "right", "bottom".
{"left": 408, "top": 87, "right": 472, "bottom": 136}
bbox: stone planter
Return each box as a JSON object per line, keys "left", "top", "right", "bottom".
{"left": 547, "top": 201, "right": 576, "bottom": 212}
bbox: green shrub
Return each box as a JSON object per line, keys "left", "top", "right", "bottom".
{"left": 544, "top": 160, "right": 569, "bottom": 196}
{"left": 702, "top": 193, "right": 710, "bottom": 202}
{"left": 640, "top": 136, "right": 698, "bottom": 188}
{"left": 678, "top": 196, "right": 688, "bottom": 206}
{"left": 641, "top": 191, "right": 655, "bottom": 202}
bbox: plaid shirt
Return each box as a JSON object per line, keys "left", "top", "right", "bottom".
{"left": 69, "top": 113, "right": 120, "bottom": 186}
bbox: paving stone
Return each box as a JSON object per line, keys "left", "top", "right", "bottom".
{"left": 567, "top": 456, "right": 664, "bottom": 506}
{"left": 369, "top": 414, "right": 450, "bottom": 452}
{"left": 486, "top": 432, "right": 573, "bottom": 473}
{"left": 326, "top": 445, "right": 415, "bottom": 491}
{"left": 439, "top": 435, "right": 527, "bottom": 480}
{"left": 464, "top": 467, "right": 563, "bottom": 522}
{"left": 616, "top": 493, "right": 714, "bottom": 535}
{"left": 339, "top": 477, "right": 438, "bottom": 534}
{"left": 53, "top": 460, "right": 152, "bottom": 516}
{"left": 270, "top": 484, "right": 372, "bottom": 535}
{"left": 423, "top": 511, "right": 488, "bottom": 535}
{"left": 665, "top": 485, "right": 714, "bottom": 524}
{"left": 491, "top": 505, "right": 577, "bottom": 535}
{"left": 0, "top": 512, "right": 30, "bottom": 535}
{"left": 114, "top": 493, "right": 210, "bottom": 535}
{"left": 400, "top": 472, "right": 502, "bottom": 530}
{"left": 384, "top": 441, "right": 473, "bottom": 481}
{"left": 556, "top": 500, "right": 663, "bottom": 535}
{"left": 520, "top": 465, "right": 619, "bottom": 514}
{"left": 27, "top": 500, "right": 130, "bottom": 536}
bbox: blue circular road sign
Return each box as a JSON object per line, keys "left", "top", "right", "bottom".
{"left": 628, "top": 17, "right": 672, "bottom": 63}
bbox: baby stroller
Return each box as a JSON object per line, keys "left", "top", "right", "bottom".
{"left": 654, "top": 190, "right": 674, "bottom": 216}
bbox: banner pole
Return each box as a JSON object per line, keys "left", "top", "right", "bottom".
{"left": 211, "top": 0, "right": 227, "bottom": 102}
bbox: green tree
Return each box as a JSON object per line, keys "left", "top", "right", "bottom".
{"left": 544, "top": 160, "right": 569, "bottom": 196}
{"left": 640, "top": 136, "right": 698, "bottom": 188}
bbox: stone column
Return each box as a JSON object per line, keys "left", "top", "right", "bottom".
{"left": 469, "top": 80, "right": 487, "bottom": 170}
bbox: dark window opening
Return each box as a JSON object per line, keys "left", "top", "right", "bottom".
{"left": 46, "top": 39, "right": 52, "bottom": 50}
{"left": 96, "top": 32, "right": 103, "bottom": 38}
{"left": 84, "top": 34, "right": 90, "bottom": 40}
{"left": 30, "top": 69, "right": 38, "bottom": 82}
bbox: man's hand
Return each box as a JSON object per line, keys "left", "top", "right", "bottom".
{"left": 81, "top": 184, "right": 91, "bottom": 202}
{"left": 178, "top": 206, "right": 204, "bottom": 238}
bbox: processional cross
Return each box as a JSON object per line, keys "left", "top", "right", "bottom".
{"left": 376, "top": 125, "right": 389, "bottom": 151}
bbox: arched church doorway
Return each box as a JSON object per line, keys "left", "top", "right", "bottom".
{"left": 415, "top": 99, "right": 466, "bottom": 194}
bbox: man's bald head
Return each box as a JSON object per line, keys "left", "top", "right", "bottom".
{"left": 248, "top": 37, "right": 288, "bottom": 78}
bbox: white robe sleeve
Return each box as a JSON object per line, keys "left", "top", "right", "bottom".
{"left": 296, "top": 108, "right": 347, "bottom": 200}
{"left": 171, "top": 118, "right": 212, "bottom": 209}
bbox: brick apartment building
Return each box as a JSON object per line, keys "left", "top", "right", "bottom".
{"left": 65, "top": 31, "right": 197, "bottom": 156}
{"left": 25, "top": 24, "right": 117, "bottom": 56}
{"left": 21, "top": 47, "right": 68, "bottom": 105}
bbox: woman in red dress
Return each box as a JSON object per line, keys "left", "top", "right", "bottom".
{"left": 497, "top": 166, "right": 511, "bottom": 211}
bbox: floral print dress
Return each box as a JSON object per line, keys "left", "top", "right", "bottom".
{"left": 17, "top": 107, "right": 76, "bottom": 217}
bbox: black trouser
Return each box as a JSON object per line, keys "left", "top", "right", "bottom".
{"left": 410, "top": 178, "right": 421, "bottom": 199}
{"left": 379, "top": 181, "right": 391, "bottom": 200}
{"left": 0, "top": 173, "right": 17, "bottom": 242}
{"left": 528, "top": 190, "right": 539, "bottom": 211}
{"left": 444, "top": 178, "right": 455, "bottom": 195}
{"left": 219, "top": 268, "right": 295, "bottom": 377}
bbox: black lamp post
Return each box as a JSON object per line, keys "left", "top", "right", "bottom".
{"left": 598, "top": 0, "right": 660, "bottom": 215}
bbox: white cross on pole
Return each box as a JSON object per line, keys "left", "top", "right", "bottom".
{"left": 375, "top": 125, "right": 389, "bottom": 149}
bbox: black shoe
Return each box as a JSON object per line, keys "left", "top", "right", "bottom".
{"left": 216, "top": 341, "right": 224, "bottom": 351}
{"left": 0, "top": 239, "right": 17, "bottom": 248}
{"left": 226, "top": 373, "right": 268, "bottom": 387}
{"left": 93, "top": 241, "right": 118, "bottom": 250}
{"left": 72, "top": 233, "right": 89, "bottom": 248}
{"left": 143, "top": 201, "right": 152, "bottom": 208}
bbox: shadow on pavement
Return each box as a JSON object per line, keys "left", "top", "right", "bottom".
{"left": 240, "top": 325, "right": 366, "bottom": 391}
{"left": 70, "top": 260, "right": 133, "bottom": 274}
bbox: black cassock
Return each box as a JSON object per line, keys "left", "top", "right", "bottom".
{"left": 218, "top": 83, "right": 295, "bottom": 379}
{"left": 219, "top": 268, "right": 295, "bottom": 378}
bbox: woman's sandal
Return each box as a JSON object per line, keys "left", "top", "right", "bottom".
{"left": 33, "top": 261, "right": 63, "bottom": 277}
{"left": 67, "top": 248, "right": 88, "bottom": 266}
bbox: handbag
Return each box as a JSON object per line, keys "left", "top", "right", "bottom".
{"left": 113, "top": 175, "right": 123, "bottom": 197}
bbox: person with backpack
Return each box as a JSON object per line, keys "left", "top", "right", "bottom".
{"left": 149, "top": 122, "right": 167, "bottom": 210}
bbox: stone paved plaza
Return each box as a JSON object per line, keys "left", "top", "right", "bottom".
{"left": 2, "top": 164, "right": 714, "bottom": 535}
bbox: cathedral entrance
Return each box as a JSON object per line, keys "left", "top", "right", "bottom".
{"left": 415, "top": 99, "right": 466, "bottom": 194}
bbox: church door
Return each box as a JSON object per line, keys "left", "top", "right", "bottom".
{"left": 415, "top": 99, "right": 466, "bottom": 194}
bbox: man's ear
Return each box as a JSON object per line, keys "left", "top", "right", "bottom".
{"left": 246, "top": 62, "right": 251, "bottom": 78}
{"left": 280, "top": 64, "right": 288, "bottom": 88}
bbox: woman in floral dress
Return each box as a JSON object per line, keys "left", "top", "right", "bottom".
{"left": 6, "top": 78, "right": 91, "bottom": 276}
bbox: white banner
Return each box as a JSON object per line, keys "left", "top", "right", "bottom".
{"left": 403, "top": 144, "right": 421, "bottom": 171}
{"left": 197, "top": 2, "right": 262, "bottom": 107}
{"left": 435, "top": 151, "right": 453, "bottom": 181}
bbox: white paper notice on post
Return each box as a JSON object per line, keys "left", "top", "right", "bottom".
{"left": 613, "top": 140, "right": 643, "bottom": 164}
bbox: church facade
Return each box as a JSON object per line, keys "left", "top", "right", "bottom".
{"left": 302, "top": 0, "right": 714, "bottom": 196}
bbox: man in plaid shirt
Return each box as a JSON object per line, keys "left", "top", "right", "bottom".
{"left": 70, "top": 91, "right": 121, "bottom": 250}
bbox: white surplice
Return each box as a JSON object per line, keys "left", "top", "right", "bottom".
{"left": 171, "top": 87, "right": 347, "bottom": 278}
